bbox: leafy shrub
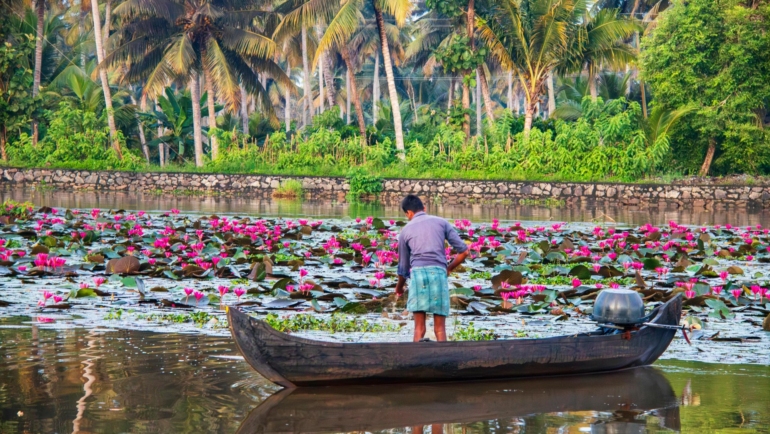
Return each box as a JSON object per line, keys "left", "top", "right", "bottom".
{"left": 9, "top": 103, "right": 144, "bottom": 170}
{"left": 347, "top": 168, "right": 383, "bottom": 198}
{"left": 272, "top": 179, "right": 304, "bottom": 199}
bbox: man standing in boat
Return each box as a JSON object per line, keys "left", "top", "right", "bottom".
{"left": 395, "top": 195, "right": 469, "bottom": 342}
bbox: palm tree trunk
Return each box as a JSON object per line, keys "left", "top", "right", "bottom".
{"left": 342, "top": 51, "right": 366, "bottom": 146}
{"left": 285, "top": 68, "right": 292, "bottom": 132}
{"left": 240, "top": 84, "right": 249, "bottom": 136}
{"left": 513, "top": 81, "right": 521, "bottom": 115}
{"left": 547, "top": 72, "right": 556, "bottom": 118}
{"left": 699, "top": 138, "right": 716, "bottom": 177}
{"left": 156, "top": 98, "right": 165, "bottom": 167}
{"left": 475, "top": 70, "right": 481, "bottom": 135}
{"left": 523, "top": 82, "right": 537, "bottom": 137}
{"left": 323, "top": 54, "right": 336, "bottom": 109}
{"left": 190, "top": 72, "right": 204, "bottom": 167}
{"left": 373, "top": 53, "right": 380, "bottom": 122}
{"left": 373, "top": 2, "right": 405, "bottom": 157}
{"left": 589, "top": 69, "right": 598, "bottom": 101}
{"left": 524, "top": 106, "right": 534, "bottom": 137}
{"left": 130, "top": 90, "right": 150, "bottom": 163}
{"left": 478, "top": 65, "right": 494, "bottom": 122}
{"left": 31, "top": 0, "right": 45, "bottom": 146}
{"left": 640, "top": 79, "right": 648, "bottom": 118}
{"left": 301, "top": 26, "right": 310, "bottom": 127}
{"left": 462, "top": 79, "right": 470, "bottom": 137}
{"left": 346, "top": 68, "right": 351, "bottom": 125}
{"left": 102, "top": 0, "right": 111, "bottom": 59}
{"left": 507, "top": 72, "right": 513, "bottom": 112}
{"left": 91, "top": 0, "right": 122, "bottom": 159}
{"left": 463, "top": 0, "right": 475, "bottom": 137}
{"left": 447, "top": 77, "right": 453, "bottom": 111}
{"left": 79, "top": 18, "right": 86, "bottom": 67}
{"left": 204, "top": 67, "right": 218, "bottom": 160}
{"left": 1, "top": 126, "right": 8, "bottom": 161}
{"left": 318, "top": 53, "right": 324, "bottom": 113}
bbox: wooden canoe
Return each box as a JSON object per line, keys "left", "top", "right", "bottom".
{"left": 228, "top": 294, "right": 682, "bottom": 387}
{"left": 236, "top": 367, "right": 680, "bottom": 433}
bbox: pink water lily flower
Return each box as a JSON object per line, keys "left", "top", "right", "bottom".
{"left": 193, "top": 291, "right": 204, "bottom": 305}
{"left": 234, "top": 287, "right": 246, "bottom": 301}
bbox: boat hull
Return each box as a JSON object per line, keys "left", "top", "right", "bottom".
{"left": 228, "top": 295, "right": 681, "bottom": 387}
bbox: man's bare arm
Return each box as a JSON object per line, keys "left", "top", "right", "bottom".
{"left": 395, "top": 275, "right": 407, "bottom": 295}
{"left": 447, "top": 250, "right": 469, "bottom": 275}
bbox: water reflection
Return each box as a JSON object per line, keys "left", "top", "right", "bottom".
{"left": 0, "top": 321, "right": 768, "bottom": 433}
{"left": 3, "top": 187, "right": 770, "bottom": 226}
{"left": 237, "top": 368, "right": 680, "bottom": 433}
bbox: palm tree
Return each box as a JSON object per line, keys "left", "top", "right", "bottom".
{"left": 558, "top": 7, "right": 640, "bottom": 101}
{"left": 277, "top": 0, "right": 411, "bottom": 155}
{"left": 91, "top": 0, "right": 122, "bottom": 158}
{"left": 31, "top": 0, "right": 45, "bottom": 146}
{"left": 553, "top": 72, "right": 631, "bottom": 119}
{"left": 478, "top": 0, "right": 587, "bottom": 136}
{"left": 109, "top": 0, "right": 290, "bottom": 166}
{"left": 315, "top": 0, "right": 401, "bottom": 144}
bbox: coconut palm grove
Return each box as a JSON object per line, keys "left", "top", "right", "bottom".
{"left": 1, "top": 0, "right": 769, "bottom": 180}
{"left": 1, "top": 0, "right": 770, "bottom": 433}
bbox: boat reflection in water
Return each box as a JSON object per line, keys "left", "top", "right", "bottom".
{"left": 236, "top": 367, "right": 680, "bottom": 433}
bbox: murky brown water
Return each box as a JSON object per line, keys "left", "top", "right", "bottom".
{"left": 4, "top": 187, "right": 770, "bottom": 226}
{"left": 0, "top": 321, "right": 768, "bottom": 433}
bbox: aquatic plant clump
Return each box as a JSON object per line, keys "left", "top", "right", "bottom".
{"left": 0, "top": 205, "right": 767, "bottom": 355}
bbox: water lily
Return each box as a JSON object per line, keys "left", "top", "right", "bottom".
{"left": 685, "top": 289, "right": 696, "bottom": 299}
{"left": 184, "top": 287, "right": 194, "bottom": 302}
{"left": 730, "top": 288, "right": 743, "bottom": 300}
{"left": 52, "top": 295, "right": 63, "bottom": 304}
{"left": 571, "top": 278, "right": 581, "bottom": 289}
{"left": 233, "top": 287, "right": 246, "bottom": 302}
{"left": 193, "top": 291, "right": 204, "bottom": 305}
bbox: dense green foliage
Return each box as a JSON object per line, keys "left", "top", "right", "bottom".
{"left": 1, "top": 0, "right": 769, "bottom": 180}
{"left": 0, "top": 31, "right": 39, "bottom": 160}
{"left": 9, "top": 103, "right": 143, "bottom": 170}
{"left": 641, "top": 0, "right": 770, "bottom": 175}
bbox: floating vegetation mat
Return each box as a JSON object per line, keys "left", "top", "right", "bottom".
{"left": 0, "top": 199, "right": 768, "bottom": 364}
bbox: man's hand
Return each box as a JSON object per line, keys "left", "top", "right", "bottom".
{"left": 447, "top": 250, "right": 469, "bottom": 276}
{"left": 395, "top": 276, "right": 407, "bottom": 296}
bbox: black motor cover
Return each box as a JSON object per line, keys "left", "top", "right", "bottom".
{"left": 592, "top": 289, "right": 645, "bottom": 326}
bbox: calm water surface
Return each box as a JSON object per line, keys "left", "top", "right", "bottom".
{"left": 1, "top": 188, "right": 770, "bottom": 433}
{"left": 0, "top": 322, "right": 767, "bottom": 434}
{"left": 3, "top": 188, "right": 770, "bottom": 227}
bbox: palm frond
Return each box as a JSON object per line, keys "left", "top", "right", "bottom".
{"left": 220, "top": 27, "right": 276, "bottom": 58}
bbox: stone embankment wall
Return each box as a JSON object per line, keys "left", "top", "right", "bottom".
{"left": 2, "top": 168, "right": 770, "bottom": 209}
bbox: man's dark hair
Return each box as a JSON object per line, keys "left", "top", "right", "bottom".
{"left": 401, "top": 195, "right": 425, "bottom": 213}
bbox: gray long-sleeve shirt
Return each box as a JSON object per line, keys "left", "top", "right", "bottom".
{"left": 397, "top": 212, "right": 469, "bottom": 278}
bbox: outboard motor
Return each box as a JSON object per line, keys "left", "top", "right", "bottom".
{"left": 592, "top": 289, "right": 646, "bottom": 328}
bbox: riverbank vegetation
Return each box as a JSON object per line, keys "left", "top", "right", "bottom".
{"left": 1, "top": 0, "right": 769, "bottom": 181}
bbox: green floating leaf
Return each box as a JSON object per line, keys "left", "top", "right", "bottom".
{"left": 686, "top": 264, "right": 702, "bottom": 274}
{"left": 568, "top": 265, "right": 592, "bottom": 280}
{"left": 450, "top": 287, "right": 475, "bottom": 297}
{"left": 643, "top": 258, "right": 661, "bottom": 270}
{"left": 73, "top": 288, "right": 97, "bottom": 298}
{"left": 121, "top": 277, "right": 137, "bottom": 288}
